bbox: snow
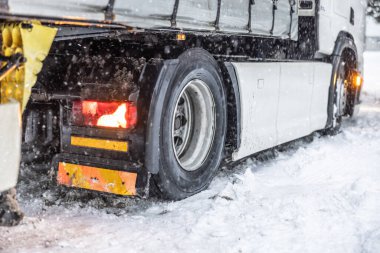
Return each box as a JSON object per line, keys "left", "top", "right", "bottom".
{"left": 1, "top": 52, "right": 380, "bottom": 253}
{"left": 367, "top": 17, "right": 380, "bottom": 37}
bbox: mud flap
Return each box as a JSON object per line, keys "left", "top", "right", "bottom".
{"left": 144, "top": 59, "right": 179, "bottom": 174}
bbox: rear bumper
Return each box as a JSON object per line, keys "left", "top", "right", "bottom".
{"left": 55, "top": 103, "right": 148, "bottom": 197}
{"left": 53, "top": 153, "right": 149, "bottom": 197}
{"left": 51, "top": 61, "right": 168, "bottom": 197}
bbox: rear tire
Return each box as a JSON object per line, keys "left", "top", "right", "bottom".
{"left": 153, "top": 49, "right": 227, "bottom": 200}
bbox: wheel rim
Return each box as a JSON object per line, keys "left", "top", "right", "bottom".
{"left": 171, "top": 79, "right": 216, "bottom": 172}
{"left": 336, "top": 62, "right": 348, "bottom": 117}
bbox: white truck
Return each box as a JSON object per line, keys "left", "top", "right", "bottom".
{"left": 0, "top": 0, "right": 367, "bottom": 200}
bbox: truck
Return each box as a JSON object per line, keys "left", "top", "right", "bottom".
{"left": 0, "top": 0, "right": 366, "bottom": 200}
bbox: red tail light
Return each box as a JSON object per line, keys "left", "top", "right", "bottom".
{"left": 72, "top": 100, "right": 137, "bottom": 129}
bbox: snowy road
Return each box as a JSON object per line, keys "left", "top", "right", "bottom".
{"left": 1, "top": 52, "right": 380, "bottom": 253}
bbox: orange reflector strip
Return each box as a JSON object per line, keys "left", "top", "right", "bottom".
{"left": 57, "top": 162, "right": 137, "bottom": 196}
{"left": 71, "top": 136, "right": 128, "bottom": 152}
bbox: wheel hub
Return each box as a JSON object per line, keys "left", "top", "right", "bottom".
{"left": 336, "top": 63, "right": 349, "bottom": 118}
{"left": 171, "top": 79, "right": 216, "bottom": 172}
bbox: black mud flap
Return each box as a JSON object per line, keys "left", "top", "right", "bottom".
{"left": 144, "top": 59, "right": 179, "bottom": 175}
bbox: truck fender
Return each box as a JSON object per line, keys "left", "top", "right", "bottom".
{"left": 144, "top": 59, "right": 179, "bottom": 174}
{"left": 221, "top": 62, "right": 241, "bottom": 153}
{"left": 325, "top": 32, "right": 358, "bottom": 129}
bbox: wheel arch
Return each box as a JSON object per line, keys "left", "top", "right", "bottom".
{"left": 332, "top": 31, "right": 358, "bottom": 67}
{"left": 325, "top": 31, "right": 358, "bottom": 128}
{"left": 144, "top": 48, "right": 231, "bottom": 175}
{"left": 144, "top": 59, "right": 180, "bottom": 175}
{"left": 218, "top": 62, "right": 241, "bottom": 157}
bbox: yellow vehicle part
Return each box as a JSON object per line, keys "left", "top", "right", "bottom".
{"left": 71, "top": 136, "right": 129, "bottom": 152}
{"left": 0, "top": 22, "right": 57, "bottom": 110}
{"left": 57, "top": 162, "right": 137, "bottom": 196}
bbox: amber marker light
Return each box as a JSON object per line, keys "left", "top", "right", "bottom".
{"left": 353, "top": 72, "right": 363, "bottom": 88}
{"left": 177, "top": 33, "right": 186, "bottom": 41}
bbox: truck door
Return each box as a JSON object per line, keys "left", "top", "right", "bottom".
{"left": 349, "top": 0, "right": 367, "bottom": 71}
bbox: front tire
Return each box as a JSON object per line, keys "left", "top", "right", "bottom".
{"left": 333, "top": 59, "right": 348, "bottom": 131}
{"left": 153, "top": 49, "right": 227, "bottom": 200}
{"left": 329, "top": 56, "right": 354, "bottom": 134}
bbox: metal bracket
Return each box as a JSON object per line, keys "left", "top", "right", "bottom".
{"left": 0, "top": 53, "right": 25, "bottom": 82}
{"left": 171, "top": 0, "right": 180, "bottom": 28}
{"left": 215, "top": 0, "right": 222, "bottom": 31}
{"left": 104, "top": 0, "right": 115, "bottom": 21}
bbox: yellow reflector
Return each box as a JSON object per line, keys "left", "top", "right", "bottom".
{"left": 71, "top": 136, "right": 128, "bottom": 152}
{"left": 57, "top": 162, "right": 137, "bottom": 196}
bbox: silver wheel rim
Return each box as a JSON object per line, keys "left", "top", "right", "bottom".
{"left": 171, "top": 79, "right": 216, "bottom": 172}
{"left": 336, "top": 62, "right": 348, "bottom": 117}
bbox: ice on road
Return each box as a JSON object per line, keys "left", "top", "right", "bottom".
{"left": 1, "top": 52, "right": 380, "bottom": 253}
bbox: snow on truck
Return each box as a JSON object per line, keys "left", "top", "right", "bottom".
{"left": 0, "top": 0, "right": 366, "bottom": 200}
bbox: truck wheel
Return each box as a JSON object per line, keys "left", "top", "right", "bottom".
{"left": 153, "top": 49, "right": 227, "bottom": 200}
{"left": 330, "top": 58, "right": 349, "bottom": 134}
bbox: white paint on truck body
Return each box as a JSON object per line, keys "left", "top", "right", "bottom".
{"left": 276, "top": 63, "right": 314, "bottom": 145}
{"left": 0, "top": 103, "right": 21, "bottom": 192}
{"left": 231, "top": 63, "right": 281, "bottom": 160}
{"left": 9, "top": 0, "right": 109, "bottom": 21}
{"left": 5, "top": 0, "right": 366, "bottom": 62}
{"left": 232, "top": 62, "right": 332, "bottom": 161}
{"left": 318, "top": 0, "right": 367, "bottom": 70}
{"left": 5, "top": 0, "right": 299, "bottom": 40}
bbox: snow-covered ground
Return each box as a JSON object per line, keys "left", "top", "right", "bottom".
{"left": 1, "top": 52, "right": 380, "bottom": 253}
